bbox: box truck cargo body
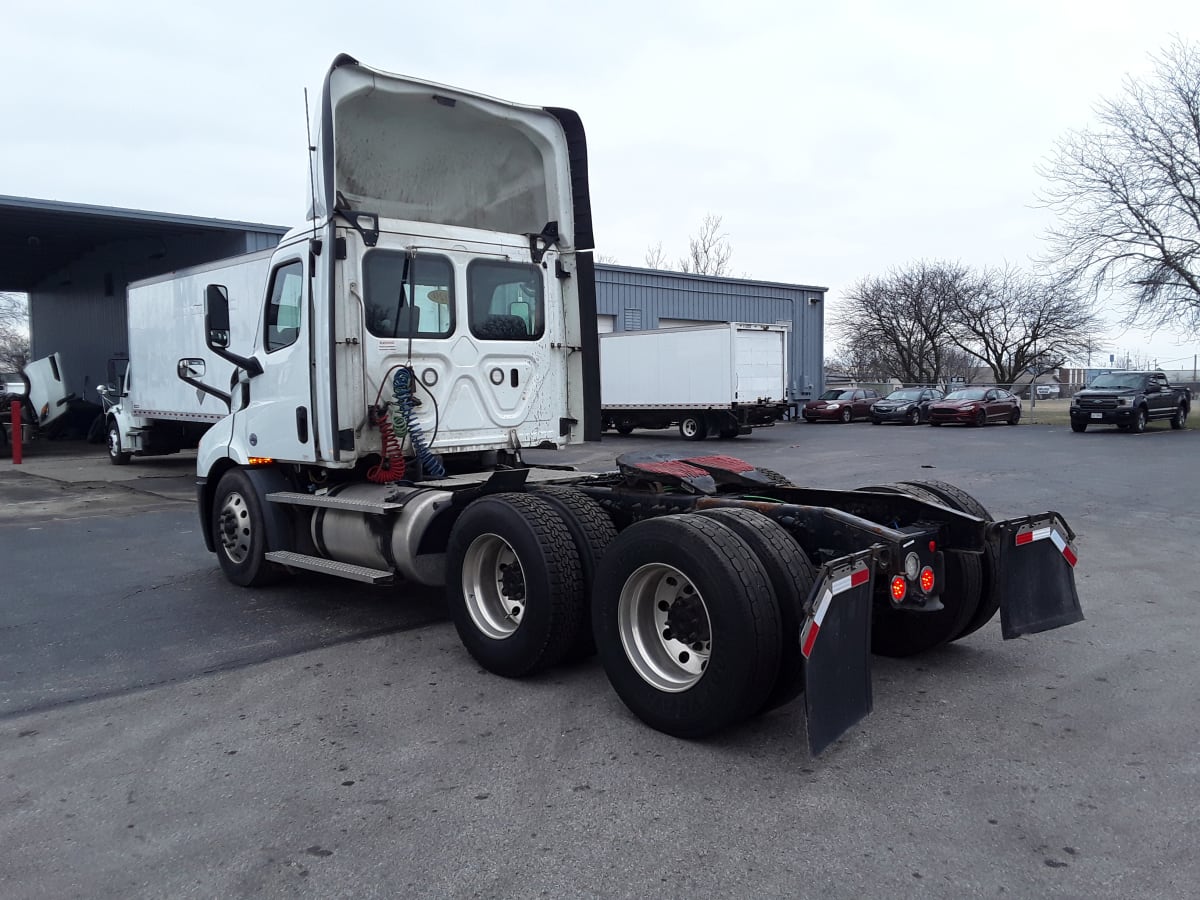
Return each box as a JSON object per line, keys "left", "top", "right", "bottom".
{"left": 600, "top": 322, "right": 790, "bottom": 439}
{"left": 100, "top": 251, "right": 274, "bottom": 464}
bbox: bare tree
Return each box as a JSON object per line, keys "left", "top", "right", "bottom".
{"left": 1040, "top": 37, "right": 1200, "bottom": 334}
{"left": 594, "top": 252, "right": 620, "bottom": 264}
{"left": 834, "top": 260, "right": 975, "bottom": 384}
{"left": 643, "top": 242, "right": 668, "bottom": 269}
{"left": 0, "top": 292, "right": 30, "bottom": 373}
{"left": 678, "top": 214, "right": 733, "bottom": 276}
{"left": 947, "top": 267, "right": 1104, "bottom": 385}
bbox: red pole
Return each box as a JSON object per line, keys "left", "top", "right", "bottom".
{"left": 11, "top": 400, "right": 22, "bottom": 465}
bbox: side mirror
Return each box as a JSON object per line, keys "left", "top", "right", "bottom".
{"left": 205, "top": 284, "right": 231, "bottom": 350}
{"left": 177, "top": 358, "right": 207, "bottom": 379}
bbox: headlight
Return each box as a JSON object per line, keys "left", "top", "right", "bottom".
{"left": 827, "top": 403, "right": 840, "bottom": 409}
{"left": 1117, "top": 396, "right": 1132, "bottom": 407}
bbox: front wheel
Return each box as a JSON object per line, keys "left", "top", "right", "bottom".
{"left": 212, "top": 469, "right": 283, "bottom": 587}
{"left": 107, "top": 421, "right": 132, "bottom": 466}
{"left": 592, "top": 515, "right": 781, "bottom": 738}
{"left": 679, "top": 415, "right": 706, "bottom": 441}
{"left": 839, "top": 407, "right": 852, "bottom": 424}
{"left": 1131, "top": 407, "right": 1148, "bottom": 434}
{"left": 974, "top": 409, "right": 987, "bottom": 427}
{"left": 907, "top": 408, "right": 921, "bottom": 426}
{"left": 1171, "top": 405, "right": 1188, "bottom": 430}
{"left": 1071, "top": 422, "right": 1087, "bottom": 433}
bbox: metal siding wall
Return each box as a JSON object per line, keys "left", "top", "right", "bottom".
{"left": 595, "top": 265, "right": 825, "bottom": 401}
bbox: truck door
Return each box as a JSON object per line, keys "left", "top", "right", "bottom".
{"left": 234, "top": 256, "right": 315, "bottom": 462}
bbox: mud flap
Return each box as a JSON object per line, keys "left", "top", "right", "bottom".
{"left": 801, "top": 552, "right": 875, "bottom": 756}
{"left": 994, "top": 515, "right": 1084, "bottom": 639}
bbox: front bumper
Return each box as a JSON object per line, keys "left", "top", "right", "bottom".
{"left": 1070, "top": 407, "right": 1133, "bottom": 425}
{"left": 871, "top": 407, "right": 915, "bottom": 423}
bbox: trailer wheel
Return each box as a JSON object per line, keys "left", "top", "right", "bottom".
{"left": 107, "top": 420, "right": 132, "bottom": 466}
{"left": 855, "top": 483, "right": 981, "bottom": 656}
{"left": 679, "top": 415, "right": 706, "bottom": 441}
{"left": 899, "top": 480, "right": 1000, "bottom": 642}
{"left": 592, "top": 515, "right": 781, "bottom": 738}
{"left": 212, "top": 469, "right": 284, "bottom": 587}
{"left": 753, "top": 466, "right": 796, "bottom": 487}
{"left": 446, "top": 493, "right": 585, "bottom": 677}
{"left": 694, "top": 508, "right": 815, "bottom": 712}
{"left": 530, "top": 486, "right": 618, "bottom": 659}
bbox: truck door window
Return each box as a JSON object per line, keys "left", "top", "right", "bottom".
{"left": 363, "top": 252, "right": 454, "bottom": 339}
{"left": 265, "top": 261, "right": 304, "bottom": 353}
{"left": 467, "top": 260, "right": 544, "bottom": 340}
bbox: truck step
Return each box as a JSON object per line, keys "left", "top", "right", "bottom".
{"left": 266, "top": 491, "right": 404, "bottom": 514}
{"left": 265, "top": 551, "right": 395, "bottom": 584}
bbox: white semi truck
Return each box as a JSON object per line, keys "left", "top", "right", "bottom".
{"left": 600, "top": 322, "right": 790, "bottom": 440}
{"left": 170, "top": 55, "right": 1083, "bottom": 753}
{"left": 100, "top": 252, "right": 274, "bottom": 464}
{"left": 0, "top": 352, "right": 74, "bottom": 458}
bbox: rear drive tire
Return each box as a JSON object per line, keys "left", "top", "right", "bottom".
{"left": 679, "top": 415, "right": 706, "bottom": 441}
{"left": 530, "top": 486, "right": 618, "bottom": 660}
{"left": 592, "top": 515, "right": 782, "bottom": 738}
{"left": 446, "top": 493, "right": 585, "bottom": 677}
{"left": 855, "top": 483, "right": 982, "bottom": 656}
{"left": 1008, "top": 408, "right": 1020, "bottom": 425}
{"left": 212, "top": 468, "right": 284, "bottom": 587}
{"left": 694, "top": 508, "right": 816, "bottom": 712}
{"left": 898, "top": 479, "right": 999, "bottom": 641}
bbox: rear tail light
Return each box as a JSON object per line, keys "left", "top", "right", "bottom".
{"left": 919, "top": 566, "right": 935, "bottom": 593}
{"left": 890, "top": 575, "right": 907, "bottom": 602}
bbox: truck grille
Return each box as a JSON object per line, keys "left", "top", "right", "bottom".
{"left": 1077, "top": 397, "right": 1118, "bottom": 410}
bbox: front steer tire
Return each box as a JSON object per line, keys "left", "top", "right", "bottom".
{"left": 212, "top": 468, "right": 284, "bottom": 587}
{"left": 592, "top": 515, "right": 782, "bottom": 738}
{"left": 446, "top": 493, "right": 585, "bottom": 678}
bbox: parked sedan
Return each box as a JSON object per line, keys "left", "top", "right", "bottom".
{"left": 870, "top": 387, "right": 944, "bottom": 425}
{"left": 802, "top": 388, "right": 880, "bottom": 423}
{"left": 928, "top": 387, "right": 1021, "bottom": 426}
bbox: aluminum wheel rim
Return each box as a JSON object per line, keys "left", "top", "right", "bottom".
{"left": 462, "top": 533, "right": 525, "bottom": 640}
{"left": 618, "top": 563, "right": 712, "bottom": 692}
{"left": 217, "top": 490, "right": 252, "bottom": 564}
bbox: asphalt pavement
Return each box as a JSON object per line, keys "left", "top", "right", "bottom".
{"left": 2, "top": 420, "right": 1198, "bottom": 898}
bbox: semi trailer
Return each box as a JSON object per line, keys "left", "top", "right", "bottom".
{"left": 175, "top": 55, "right": 1083, "bottom": 754}
{"left": 600, "top": 322, "right": 791, "bottom": 439}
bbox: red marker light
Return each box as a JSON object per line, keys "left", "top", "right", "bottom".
{"left": 928, "top": 540, "right": 936, "bottom": 553}
{"left": 920, "top": 566, "right": 935, "bottom": 593}
{"left": 890, "top": 575, "right": 907, "bottom": 602}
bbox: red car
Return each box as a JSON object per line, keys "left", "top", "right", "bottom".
{"left": 802, "top": 388, "right": 880, "bottom": 423}
{"left": 928, "top": 387, "right": 1021, "bottom": 426}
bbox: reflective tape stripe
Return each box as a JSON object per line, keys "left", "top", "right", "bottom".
{"left": 1016, "top": 526, "right": 1078, "bottom": 567}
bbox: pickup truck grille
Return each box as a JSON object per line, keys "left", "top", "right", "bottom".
{"left": 1077, "top": 397, "right": 1118, "bottom": 410}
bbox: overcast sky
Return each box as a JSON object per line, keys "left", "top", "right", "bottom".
{"left": 5, "top": 0, "right": 1200, "bottom": 369}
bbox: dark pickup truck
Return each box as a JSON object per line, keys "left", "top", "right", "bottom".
{"left": 1070, "top": 371, "right": 1191, "bottom": 433}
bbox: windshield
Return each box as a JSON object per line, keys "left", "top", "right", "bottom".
{"left": 885, "top": 389, "right": 922, "bottom": 401}
{"left": 945, "top": 388, "right": 987, "bottom": 401}
{"left": 1089, "top": 373, "right": 1143, "bottom": 390}
{"left": 819, "top": 390, "right": 856, "bottom": 400}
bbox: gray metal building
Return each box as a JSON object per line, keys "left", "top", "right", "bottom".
{"left": 595, "top": 264, "right": 826, "bottom": 403}
{"left": 1, "top": 197, "right": 826, "bottom": 405}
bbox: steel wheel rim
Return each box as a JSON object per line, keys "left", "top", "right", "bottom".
{"left": 217, "top": 490, "right": 253, "bottom": 564}
{"left": 462, "top": 532, "right": 525, "bottom": 639}
{"left": 618, "top": 563, "right": 712, "bottom": 692}
{"left": 682, "top": 418, "right": 699, "bottom": 438}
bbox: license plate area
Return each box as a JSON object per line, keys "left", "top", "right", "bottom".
{"left": 1090, "top": 412, "right": 1102, "bottom": 419}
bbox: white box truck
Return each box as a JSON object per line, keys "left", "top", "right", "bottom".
{"left": 144, "top": 55, "right": 1081, "bottom": 754}
{"left": 0, "top": 352, "right": 74, "bottom": 457}
{"left": 600, "top": 322, "right": 790, "bottom": 440}
{"left": 99, "top": 251, "right": 274, "bottom": 464}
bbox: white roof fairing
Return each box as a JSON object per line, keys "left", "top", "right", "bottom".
{"left": 312, "top": 58, "right": 576, "bottom": 244}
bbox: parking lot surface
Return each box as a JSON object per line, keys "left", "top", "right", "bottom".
{"left": 2, "top": 419, "right": 1197, "bottom": 898}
